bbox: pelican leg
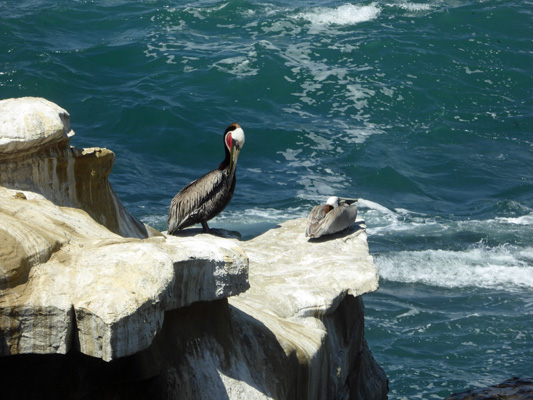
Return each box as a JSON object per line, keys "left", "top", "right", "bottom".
{"left": 201, "top": 220, "right": 211, "bottom": 233}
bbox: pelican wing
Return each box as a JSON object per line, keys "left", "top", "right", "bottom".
{"left": 321, "top": 204, "right": 358, "bottom": 236}
{"left": 168, "top": 168, "right": 233, "bottom": 234}
{"left": 305, "top": 204, "right": 329, "bottom": 238}
{"left": 306, "top": 204, "right": 358, "bottom": 239}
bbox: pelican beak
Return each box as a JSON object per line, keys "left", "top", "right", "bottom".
{"left": 227, "top": 125, "right": 245, "bottom": 173}
{"left": 339, "top": 197, "right": 358, "bottom": 205}
{"left": 229, "top": 141, "right": 241, "bottom": 173}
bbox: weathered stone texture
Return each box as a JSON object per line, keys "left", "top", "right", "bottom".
{"left": 0, "top": 97, "right": 249, "bottom": 361}
{"left": 0, "top": 97, "right": 149, "bottom": 238}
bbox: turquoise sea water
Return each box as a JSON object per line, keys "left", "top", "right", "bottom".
{"left": 2, "top": 1, "right": 532, "bottom": 398}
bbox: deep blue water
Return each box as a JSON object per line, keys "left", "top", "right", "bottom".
{"left": 2, "top": 1, "right": 532, "bottom": 398}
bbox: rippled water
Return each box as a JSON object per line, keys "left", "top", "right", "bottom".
{"left": 2, "top": 1, "right": 532, "bottom": 398}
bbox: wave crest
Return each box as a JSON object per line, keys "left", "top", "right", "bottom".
{"left": 296, "top": 3, "right": 381, "bottom": 31}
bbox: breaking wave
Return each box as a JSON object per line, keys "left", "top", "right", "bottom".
{"left": 360, "top": 200, "right": 533, "bottom": 291}
{"left": 295, "top": 3, "right": 381, "bottom": 31}
{"left": 376, "top": 244, "right": 533, "bottom": 290}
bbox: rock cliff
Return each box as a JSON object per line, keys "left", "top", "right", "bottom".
{"left": 0, "top": 97, "right": 387, "bottom": 399}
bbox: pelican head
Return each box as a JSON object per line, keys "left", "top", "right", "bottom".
{"left": 326, "top": 196, "right": 340, "bottom": 207}
{"left": 224, "top": 123, "right": 245, "bottom": 173}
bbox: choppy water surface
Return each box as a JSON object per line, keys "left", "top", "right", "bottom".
{"left": 2, "top": 1, "right": 532, "bottom": 398}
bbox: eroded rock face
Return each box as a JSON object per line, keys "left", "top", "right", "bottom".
{"left": 0, "top": 97, "right": 249, "bottom": 361}
{"left": 0, "top": 248, "right": 387, "bottom": 400}
{"left": 0, "top": 97, "right": 148, "bottom": 238}
{"left": 228, "top": 218, "right": 385, "bottom": 399}
{"left": 0, "top": 186, "right": 249, "bottom": 361}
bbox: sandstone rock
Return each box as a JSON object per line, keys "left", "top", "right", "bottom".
{"left": 0, "top": 97, "right": 249, "bottom": 361}
{"left": 0, "top": 97, "right": 149, "bottom": 238}
{"left": 0, "top": 97, "right": 72, "bottom": 154}
{"left": 226, "top": 218, "right": 386, "bottom": 399}
{"left": 0, "top": 187, "right": 249, "bottom": 361}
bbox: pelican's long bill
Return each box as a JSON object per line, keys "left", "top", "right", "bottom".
{"left": 229, "top": 143, "right": 237, "bottom": 172}
{"left": 338, "top": 197, "right": 358, "bottom": 205}
{"left": 228, "top": 126, "right": 245, "bottom": 174}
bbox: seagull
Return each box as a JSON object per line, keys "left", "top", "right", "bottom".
{"left": 305, "top": 196, "right": 358, "bottom": 239}
{"left": 168, "top": 123, "right": 245, "bottom": 234}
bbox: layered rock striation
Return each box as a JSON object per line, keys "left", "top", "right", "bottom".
{"left": 0, "top": 97, "right": 387, "bottom": 399}
{"left": 0, "top": 97, "right": 150, "bottom": 239}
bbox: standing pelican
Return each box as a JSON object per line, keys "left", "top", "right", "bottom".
{"left": 305, "top": 196, "right": 358, "bottom": 239}
{"left": 168, "top": 123, "right": 245, "bottom": 235}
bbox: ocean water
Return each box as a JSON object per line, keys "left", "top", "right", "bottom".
{"left": 1, "top": 0, "right": 532, "bottom": 398}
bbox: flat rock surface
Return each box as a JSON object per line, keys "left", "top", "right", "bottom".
{"left": 229, "top": 218, "right": 379, "bottom": 366}
{"left": 232, "top": 218, "right": 378, "bottom": 320}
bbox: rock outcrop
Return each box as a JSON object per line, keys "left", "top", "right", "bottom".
{"left": 0, "top": 97, "right": 249, "bottom": 361}
{"left": 0, "top": 97, "right": 387, "bottom": 399}
{"left": 228, "top": 218, "right": 384, "bottom": 399}
{"left": 0, "top": 97, "right": 151, "bottom": 239}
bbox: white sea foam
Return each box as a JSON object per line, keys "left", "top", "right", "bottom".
{"left": 213, "top": 55, "right": 259, "bottom": 77}
{"left": 465, "top": 66, "right": 484, "bottom": 75}
{"left": 495, "top": 214, "right": 533, "bottom": 225}
{"left": 376, "top": 245, "right": 533, "bottom": 291}
{"left": 355, "top": 200, "right": 533, "bottom": 291}
{"left": 296, "top": 4, "right": 381, "bottom": 30}
{"left": 345, "top": 84, "right": 376, "bottom": 110}
{"left": 226, "top": 207, "right": 308, "bottom": 222}
{"left": 394, "top": 2, "right": 433, "bottom": 12}
{"left": 342, "top": 128, "right": 382, "bottom": 144}
{"left": 144, "top": 3, "right": 386, "bottom": 144}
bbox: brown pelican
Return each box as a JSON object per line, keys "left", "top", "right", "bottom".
{"left": 167, "top": 123, "right": 245, "bottom": 235}
{"left": 305, "top": 196, "right": 358, "bottom": 239}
